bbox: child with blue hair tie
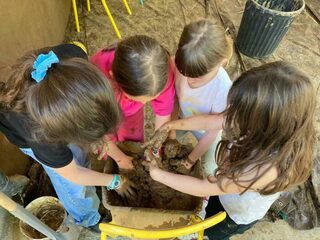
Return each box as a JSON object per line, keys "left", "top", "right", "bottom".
{"left": 0, "top": 44, "right": 134, "bottom": 231}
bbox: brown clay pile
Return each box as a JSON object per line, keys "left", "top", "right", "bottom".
{"left": 105, "top": 140, "right": 202, "bottom": 211}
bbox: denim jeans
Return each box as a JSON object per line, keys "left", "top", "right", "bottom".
{"left": 204, "top": 196, "right": 256, "bottom": 240}
{"left": 20, "top": 145, "right": 100, "bottom": 227}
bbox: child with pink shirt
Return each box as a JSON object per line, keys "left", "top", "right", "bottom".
{"left": 91, "top": 35, "right": 175, "bottom": 169}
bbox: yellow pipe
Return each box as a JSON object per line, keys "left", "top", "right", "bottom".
{"left": 123, "top": 0, "right": 132, "bottom": 15}
{"left": 101, "top": 233, "right": 107, "bottom": 240}
{"left": 87, "top": 0, "right": 91, "bottom": 12}
{"left": 71, "top": 0, "right": 80, "bottom": 32}
{"left": 100, "top": 212, "right": 226, "bottom": 239}
{"left": 190, "top": 215, "right": 204, "bottom": 240}
{"left": 100, "top": 0, "right": 122, "bottom": 39}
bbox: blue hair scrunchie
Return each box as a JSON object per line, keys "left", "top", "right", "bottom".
{"left": 31, "top": 50, "right": 59, "bottom": 82}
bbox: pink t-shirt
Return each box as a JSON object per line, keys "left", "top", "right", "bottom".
{"left": 91, "top": 49, "right": 175, "bottom": 118}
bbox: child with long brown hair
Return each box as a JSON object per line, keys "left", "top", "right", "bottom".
{"left": 0, "top": 44, "right": 133, "bottom": 230}
{"left": 143, "top": 62, "right": 316, "bottom": 239}
{"left": 91, "top": 35, "right": 175, "bottom": 169}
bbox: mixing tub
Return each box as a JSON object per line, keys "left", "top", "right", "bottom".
{"left": 101, "top": 141, "right": 204, "bottom": 230}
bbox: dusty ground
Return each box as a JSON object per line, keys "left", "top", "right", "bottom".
{"left": 3, "top": 0, "right": 319, "bottom": 239}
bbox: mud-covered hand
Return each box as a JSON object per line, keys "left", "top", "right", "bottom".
{"left": 141, "top": 123, "right": 171, "bottom": 150}
{"left": 107, "top": 175, "right": 136, "bottom": 200}
{"left": 170, "top": 156, "right": 197, "bottom": 174}
{"left": 143, "top": 148, "right": 162, "bottom": 168}
{"left": 142, "top": 159, "right": 161, "bottom": 181}
{"left": 90, "top": 135, "right": 110, "bottom": 160}
{"left": 116, "top": 176, "right": 137, "bottom": 200}
{"left": 116, "top": 156, "right": 134, "bottom": 170}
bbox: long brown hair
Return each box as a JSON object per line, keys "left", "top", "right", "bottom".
{"left": 112, "top": 35, "right": 170, "bottom": 97}
{"left": 215, "top": 61, "right": 316, "bottom": 195}
{"left": 175, "top": 19, "right": 232, "bottom": 78}
{"left": 0, "top": 51, "right": 40, "bottom": 112}
{"left": 1, "top": 47, "right": 121, "bottom": 146}
{"left": 0, "top": 44, "right": 88, "bottom": 112}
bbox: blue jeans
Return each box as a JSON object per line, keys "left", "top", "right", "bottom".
{"left": 20, "top": 146, "right": 100, "bottom": 227}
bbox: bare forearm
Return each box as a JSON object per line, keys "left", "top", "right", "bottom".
{"left": 151, "top": 168, "right": 224, "bottom": 197}
{"left": 54, "top": 161, "right": 113, "bottom": 186}
{"left": 155, "top": 115, "right": 171, "bottom": 130}
{"left": 168, "top": 97, "right": 180, "bottom": 139}
{"left": 107, "top": 140, "right": 129, "bottom": 163}
{"left": 168, "top": 114, "right": 223, "bottom": 132}
{"left": 188, "top": 129, "right": 220, "bottom": 161}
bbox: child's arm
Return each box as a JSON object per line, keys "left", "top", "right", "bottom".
{"left": 187, "top": 129, "right": 220, "bottom": 166}
{"left": 107, "top": 141, "right": 134, "bottom": 169}
{"left": 91, "top": 137, "right": 133, "bottom": 169}
{"left": 54, "top": 160, "right": 135, "bottom": 199}
{"left": 168, "top": 95, "right": 180, "bottom": 139}
{"left": 142, "top": 114, "right": 223, "bottom": 149}
{"left": 150, "top": 168, "right": 230, "bottom": 197}
{"left": 155, "top": 115, "right": 171, "bottom": 131}
{"left": 168, "top": 114, "right": 223, "bottom": 131}
{"left": 148, "top": 162, "right": 278, "bottom": 197}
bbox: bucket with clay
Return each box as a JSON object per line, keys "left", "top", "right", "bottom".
{"left": 20, "top": 196, "right": 74, "bottom": 240}
{"left": 236, "top": 0, "right": 305, "bottom": 58}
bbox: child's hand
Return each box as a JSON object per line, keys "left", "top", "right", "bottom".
{"left": 143, "top": 148, "right": 161, "bottom": 172}
{"left": 90, "top": 135, "right": 110, "bottom": 160}
{"left": 168, "top": 129, "right": 177, "bottom": 140}
{"left": 143, "top": 160, "right": 161, "bottom": 180}
{"left": 116, "top": 176, "right": 137, "bottom": 200}
{"left": 170, "top": 156, "right": 196, "bottom": 175}
{"left": 117, "top": 156, "right": 134, "bottom": 170}
{"left": 183, "top": 156, "right": 198, "bottom": 169}
{"left": 142, "top": 123, "right": 171, "bottom": 150}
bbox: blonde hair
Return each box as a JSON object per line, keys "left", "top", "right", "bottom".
{"left": 175, "top": 19, "right": 232, "bottom": 78}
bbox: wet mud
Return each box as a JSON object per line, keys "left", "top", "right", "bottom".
{"left": 21, "top": 205, "right": 65, "bottom": 239}
{"left": 105, "top": 140, "right": 202, "bottom": 211}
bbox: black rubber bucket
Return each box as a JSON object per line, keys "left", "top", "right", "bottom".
{"left": 236, "top": 0, "right": 305, "bottom": 58}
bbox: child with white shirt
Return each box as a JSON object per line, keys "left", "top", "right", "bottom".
{"left": 174, "top": 19, "right": 233, "bottom": 177}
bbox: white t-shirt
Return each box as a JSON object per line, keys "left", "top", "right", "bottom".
{"left": 175, "top": 67, "right": 232, "bottom": 139}
{"left": 219, "top": 191, "right": 280, "bottom": 224}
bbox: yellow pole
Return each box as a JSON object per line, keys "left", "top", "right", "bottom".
{"left": 100, "top": 0, "right": 122, "bottom": 39}
{"left": 87, "top": 0, "right": 91, "bottom": 12}
{"left": 123, "top": 0, "right": 132, "bottom": 15}
{"left": 71, "top": 0, "right": 80, "bottom": 32}
{"left": 101, "top": 232, "right": 107, "bottom": 240}
{"left": 99, "top": 212, "right": 226, "bottom": 239}
{"left": 191, "top": 215, "right": 204, "bottom": 240}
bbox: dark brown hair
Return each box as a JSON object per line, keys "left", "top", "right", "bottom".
{"left": 1, "top": 48, "right": 121, "bottom": 146}
{"left": 214, "top": 61, "right": 316, "bottom": 195}
{"left": 0, "top": 51, "right": 40, "bottom": 112}
{"left": 175, "top": 19, "right": 232, "bottom": 78}
{"left": 112, "top": 35, "right": 169, "bottom": 97}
